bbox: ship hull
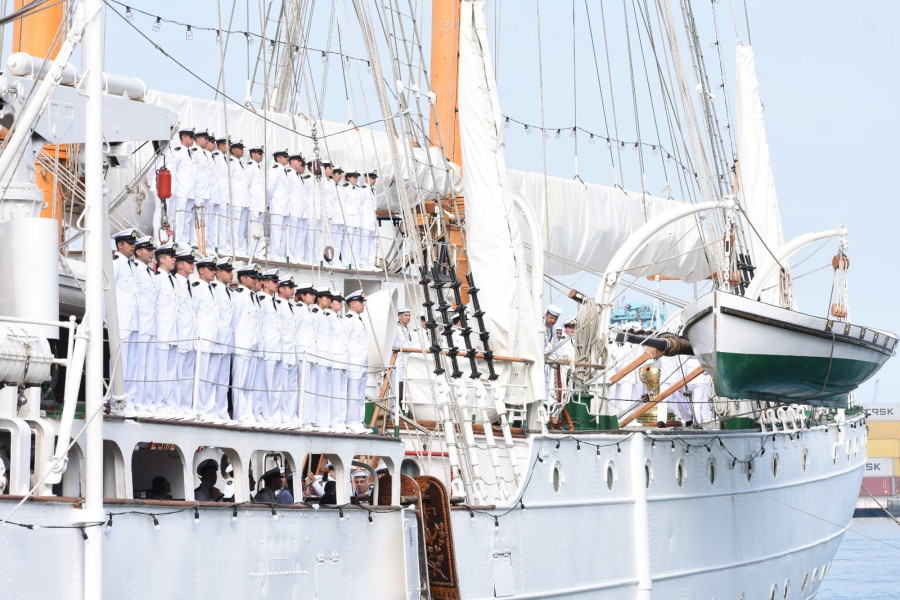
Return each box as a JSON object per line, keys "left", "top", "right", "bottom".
{"left": 682, "top": 291, "right": 896, "bottom": 406}
{"left": 1, "top": 414, "right": 863, "bottom": 599}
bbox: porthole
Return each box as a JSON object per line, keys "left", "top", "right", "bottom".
{"left": 552, "top": 462, "right": 563, "bottom": 493}
{"left": 645, "top": 460, "right": 653, "bottom": 489}
{"left": 801, "top": 448, "right": 809, "bottom": 472}
{"left": 675, "top": 458, "right": 686, "bottom": 488}
{"left": 707, "top": 458, "right": 716, "bottom": 485}
{"left": 605, "top": 461, "right": 616, "bottom": 491}
{"left": 771, "top": 452, "right": 779, "bottom": 478}
{"left": 801, "top": 572, "right": 808, "bottom": 592}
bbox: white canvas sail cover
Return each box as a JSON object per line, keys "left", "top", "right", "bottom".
{"left": 507, "top": 170, "right": 712, "bottom": 281}
{"left": 457, "top": 1, "right": 543, "bottom": 401}
{"left": 735, "top": 44, "right": 788, "bottom": 304}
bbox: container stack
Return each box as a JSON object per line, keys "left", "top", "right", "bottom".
{"left": 856, "top": 403, "right": 900, "bottom": 517}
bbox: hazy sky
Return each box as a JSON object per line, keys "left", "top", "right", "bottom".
{"left": 95, "top": 0, "right": 898, "bottom": 402}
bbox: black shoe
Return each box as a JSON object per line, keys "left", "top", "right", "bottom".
{"left": 657, "top": 421, "right": 667, "bottom": 428}
{"left": 685, "top": 420, "right": 694, "bottom": 427}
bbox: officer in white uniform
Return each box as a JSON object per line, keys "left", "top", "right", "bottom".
{"left": 277, "top": 276, "right": 299, "bottom": 425}
{"left": 392, "top": 307, "right": 413, "bottom": 411}
{"left": 255, "top": 268, "right": 284, "bottom": 424}
{"left": 196, "top": 132, "right": 220, "bottom": 252}
{"left": 213, "top": 257, "right": 235, "bottom": 421}
{"left": 132, "top": 235, "right": 157, "bottom": 415}
{"left": 344, "top": 290, "right": 369, "bottom": 433}
{"left": 246, "top": 145, "right": 267, "bottom": 250}
{"left": 153, "top": 242, "right": 179, "bottom": 415}
{"left": 230, "top": 263, "right": 262, "bottom": 423}
{"left": 192, "top": 255, "right": 220, "bottom": 421}
{"left": 308, "top": 161, "right": 330, "bottom": 265}
{"left": 361, "top": 171, "right": 379, "bottom": 269}
{"left": 310, "top": 287, "right": 332, "bottom": 430}
{"left": 287, "top": 155, "right": 310, "bottom": 264}
{"left": 340, "top": 170, "right": 362, "bottom": 268}
{"left": 211, "top": 137, "right": 231, "bottom": 252}
{"left": 228, "top": 141, "right": 251, "bottom": 255}
{"left": 327, "top": 291, "right": 349, "bottom": 432}
{"left": 111, "top": 228, "right": 139, "bottom": 414}
{"left": 322, "top": 162, "right": 346, "bottom": 267}
{"left": 294, "top": 282, "right": 318, "bottom": 429}
{"left": 189, "top": 131, "right": 212, "bottom": 248}
{"left": 173, "top": 246, "right": 199, "bottom": 417}
{"left": 542, "top": 304, "right": 562, "bottom": 407}
{"left": 168, "top": 129, "right": 196, "bottom": 245}
{"left": 266, "top": 149, "right": 291, "bottom": 261}
{"left": 558, "top": 317, "right": 577, "bottom": 391}
{"left": 683, "top": 355, "right": 712, "bottom": 425}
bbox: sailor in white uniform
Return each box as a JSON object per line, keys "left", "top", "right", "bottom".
{"left": 246, "top": 145, "right": 267, "bottom": 251}
{"left": 322, "top": 162, "right": 347, "bottom": 267}
{"left": 255, "top": 268, "right": 284, "bottom": 424}
{"left": 212, "top": 257, "right": 235, "bottom": 420}
{"left": 277, "top": 276, "right": 299, "bottom": 425}
{"left": 344, "top": 290, "right": 369, "bottom": 433}
{"left": 196, "top": 132, "right": 220, "bottom": 252}
{"left": 152, "top": 242, "right": 179, "bottom": 415}
{"left": 189, "top": 131, "right": 212, "bottom": 248}
{"left": 542, "top": 304, "right": 562, "bottom": 407}
{"left": 361, "top": 171, "right": 379, "bottom": 269}
{"left": 230, "top": 263, "right": 262, "bottom": 423}
{"left": 111, "top": 228, "right": 140, "bottom": 414}
{"left": 266, "top": 149, "right": 291, "bottom": 261}
{"left": 308, "top": 161, "right": 330, "bottom": 265}
{"left": 340, "top": 170, "right": 362, "bottom": 268}
{"left": 294, "top": 282, "right": 319, "bottom": 429}
{"left": 173, "top": 246, "right": 199, "bottom": 417}
{"left": 192, "top": 255, "right": 220, "bottom": 421}
{"left": 210, "top": 137, "right": 231, "bottom": 252}
{"left": 228, "top": 141, "right": 251, "bottom": 255}
{"left": 557, "top": 317, "right": 577, "bottom": 393}
{"left": 311, "top": 287, "right": 332, "bottom": 430}
{"left": 287, "top": 155, "right": 310, "bottom": 263}
{"left": 392, "top": 307, "right": 413, "bottom": 411}
{"left": 132, "top": 235, "right": 157, "bottom": 414}
{"left": 168, "top": 129, "right": 196, "bottom": 245}
{"left": 327, "top": 292, "right": 350, "bottom": 432}
{"left": 683, "top": 355, "right": 713, "bottom": 425}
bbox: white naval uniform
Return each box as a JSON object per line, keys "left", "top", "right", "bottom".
{"left": 344, "top": 310, "right": 368, "bottom": 428}
{"left": 309, "top": 305, "right": 331, "bottom": 427}
{"left": 193, "top": 280, "right": 220, "bottom": 418}
{"left": 210, "top": 151, "right": 230, "bottom": 251}
{"left": 174, "top": 273, "right": 198, "bottom": 415}
{"left": 278, "top": 299, "right": 299, "bottom": 424}
{"left": 168, "top": 145, "right": 196, "bottom": 245}
{"left": 230, "top": 285, "right": 260, "bottom": 422}
{"left": 295, "top": 302, "right": 318, "bottom": 426}
{"left": 683, "top": 355, "right": 712, "bottom": 424}
{"left": 359, "top": 184, "right": 378, "bottom": 268}
{"left": 327, "top": 309, "right": 350, "bottom": 430}
{"left": 205, "top": 151, "right": 222, "bottom": 251}
{"left": 246, "top": 160, "right": 266, "bottom": 246}
{"left": 154, "top": 270, "right": 179, "bottom": 414}
{"left": 213, "top": 282, "right": 234, "bottom": 419}
{"left": 328, "top": 180, "right": 347, "bottom": 267}
{"left": 255, "top": 292, "right": 284, "bottom": 423}
{"left": 228, "top": 157, "right": 250, "bottom": 255}
{"left": 266, "top": 164, "right": 291, "bottom": 260}
{"left": 133, "top": 259, "right": 157, "bottom": 413}
{"left": 392, "top": 322, "right": 413, "bottom": 409}
{"left": 112, "top": 251, "right": 139, "bottom": 410}
{"left": 309, "top": 177, "right": 330, "bottom": 266}
{"left": 189, "top": 146, "right": 212, "bottom": 247}
{"left": 288, "top": 174, "right": 310, "bottom": 263}
{"left": 340, "top": 182, "right": 362, "bottom": 268}
{"left": 543, "top": 326, "right": 561, "bottom": 406}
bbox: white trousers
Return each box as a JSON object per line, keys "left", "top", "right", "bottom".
{"left": 348, "top": 375, "right": 366, "bottom": 426}
{"left": 116, "top": 330, "right": 138, "bottom": 410}
{"left": 176, "top": 349, "right": 196, "bottom": 415}
{"left": 348, "top": 227, "right": 362, "bottom": 269}
{"left": 156, "top": 345, "right": 179, "bottom": 414}
{"left": 232, "top": 206, "right": 249, "bottom": 254}
{"left": 256, "top": 359, "right": 283, "bottom": 423}
{"left": 215, "top": 352, "right": 231, "bottom": 420}
{"left": 330, "top": 368, "right": 349, "bottom": 429}
{"left": 361, "top": 228, "right": 376, "bottom": 268}
{"left": 313, "top": 364, "right": 332, "bottom": 427}
{"left": 231, "top": 354, "right": 254, "bottom": 422}
{"left": 298, "top": 359, "right": 315, "bottom": 425}
{"left": 204, "top": 204, "right": 219, "bottom": 252}
{"left": 329, "top": 223, "right": 346, "bottom": 267}
{"left": 282, "top": 363, "right": 299, "bottom": 424}
{"left": 269, "top": 214, "right": 286, "bottom": 260}
{"left": 134, "top": 333, "right": 155, "bottom": 414}
{"left": 340, "top": 225, "right": 354, "bottom": 268}
{"left": 213, "top": 204, "right": 231, "bottom": 253}
{"left": 195, "top": 351, "right": 221, "bottom": 418}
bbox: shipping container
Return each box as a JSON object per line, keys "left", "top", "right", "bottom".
{"left": 867, "top": 439, "right": 900, "bottom": 458}
{"left": 859, "top": 477, "right": 894, "bottom": 497}
{"left": 864, "top": 458, "right": 894, "bottom": 476}
{"left": 865, "top": 404, "right": 900, "bottom": 421}
{"left": 866, "top": 420, "right": 900, "bottom": 439}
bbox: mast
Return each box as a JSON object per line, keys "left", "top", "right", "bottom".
{"left": 11, "top": 0, "right": 67, "bottom": 239}
{"left": 429, "top": 1, "right": 469, "bottom": 301}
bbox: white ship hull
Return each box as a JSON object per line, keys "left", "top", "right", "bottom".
{"left": 0, "top": 414, "right": 865, "bottom": 599}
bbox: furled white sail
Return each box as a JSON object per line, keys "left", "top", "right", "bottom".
{"left": 457, "top": 1, "right": 543, "bottom": 401}
{"left": 507, "top": 170, "right": 712, "bottom": 281}
{"left": 735, "top": 44, "right": 788, "bottom": 305}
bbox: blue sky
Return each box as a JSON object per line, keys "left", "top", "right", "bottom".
{"left": 96, "top": 0, "right": 898, "bottom": 402}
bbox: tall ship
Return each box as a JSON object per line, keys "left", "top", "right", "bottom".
{"left": 0, "top": 1, "right": 894, "bottom": 599}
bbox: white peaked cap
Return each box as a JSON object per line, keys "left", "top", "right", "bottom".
{"left": 546, "top": 304, "right": 562, "bottom": 317}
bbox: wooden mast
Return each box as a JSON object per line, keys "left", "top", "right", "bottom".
{"left": 429, "top": 0, "right": 469, "bottom": 302}
{"left": 12, "top": 0, "right": 67, "bottom": 238}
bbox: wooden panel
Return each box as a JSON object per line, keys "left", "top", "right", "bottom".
{"left": 415, "top": 475, "right": 460, "bottom": 600}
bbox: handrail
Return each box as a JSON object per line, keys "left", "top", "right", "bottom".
{"left": 394, "top": 346, "right": 534, "bottom": 365}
